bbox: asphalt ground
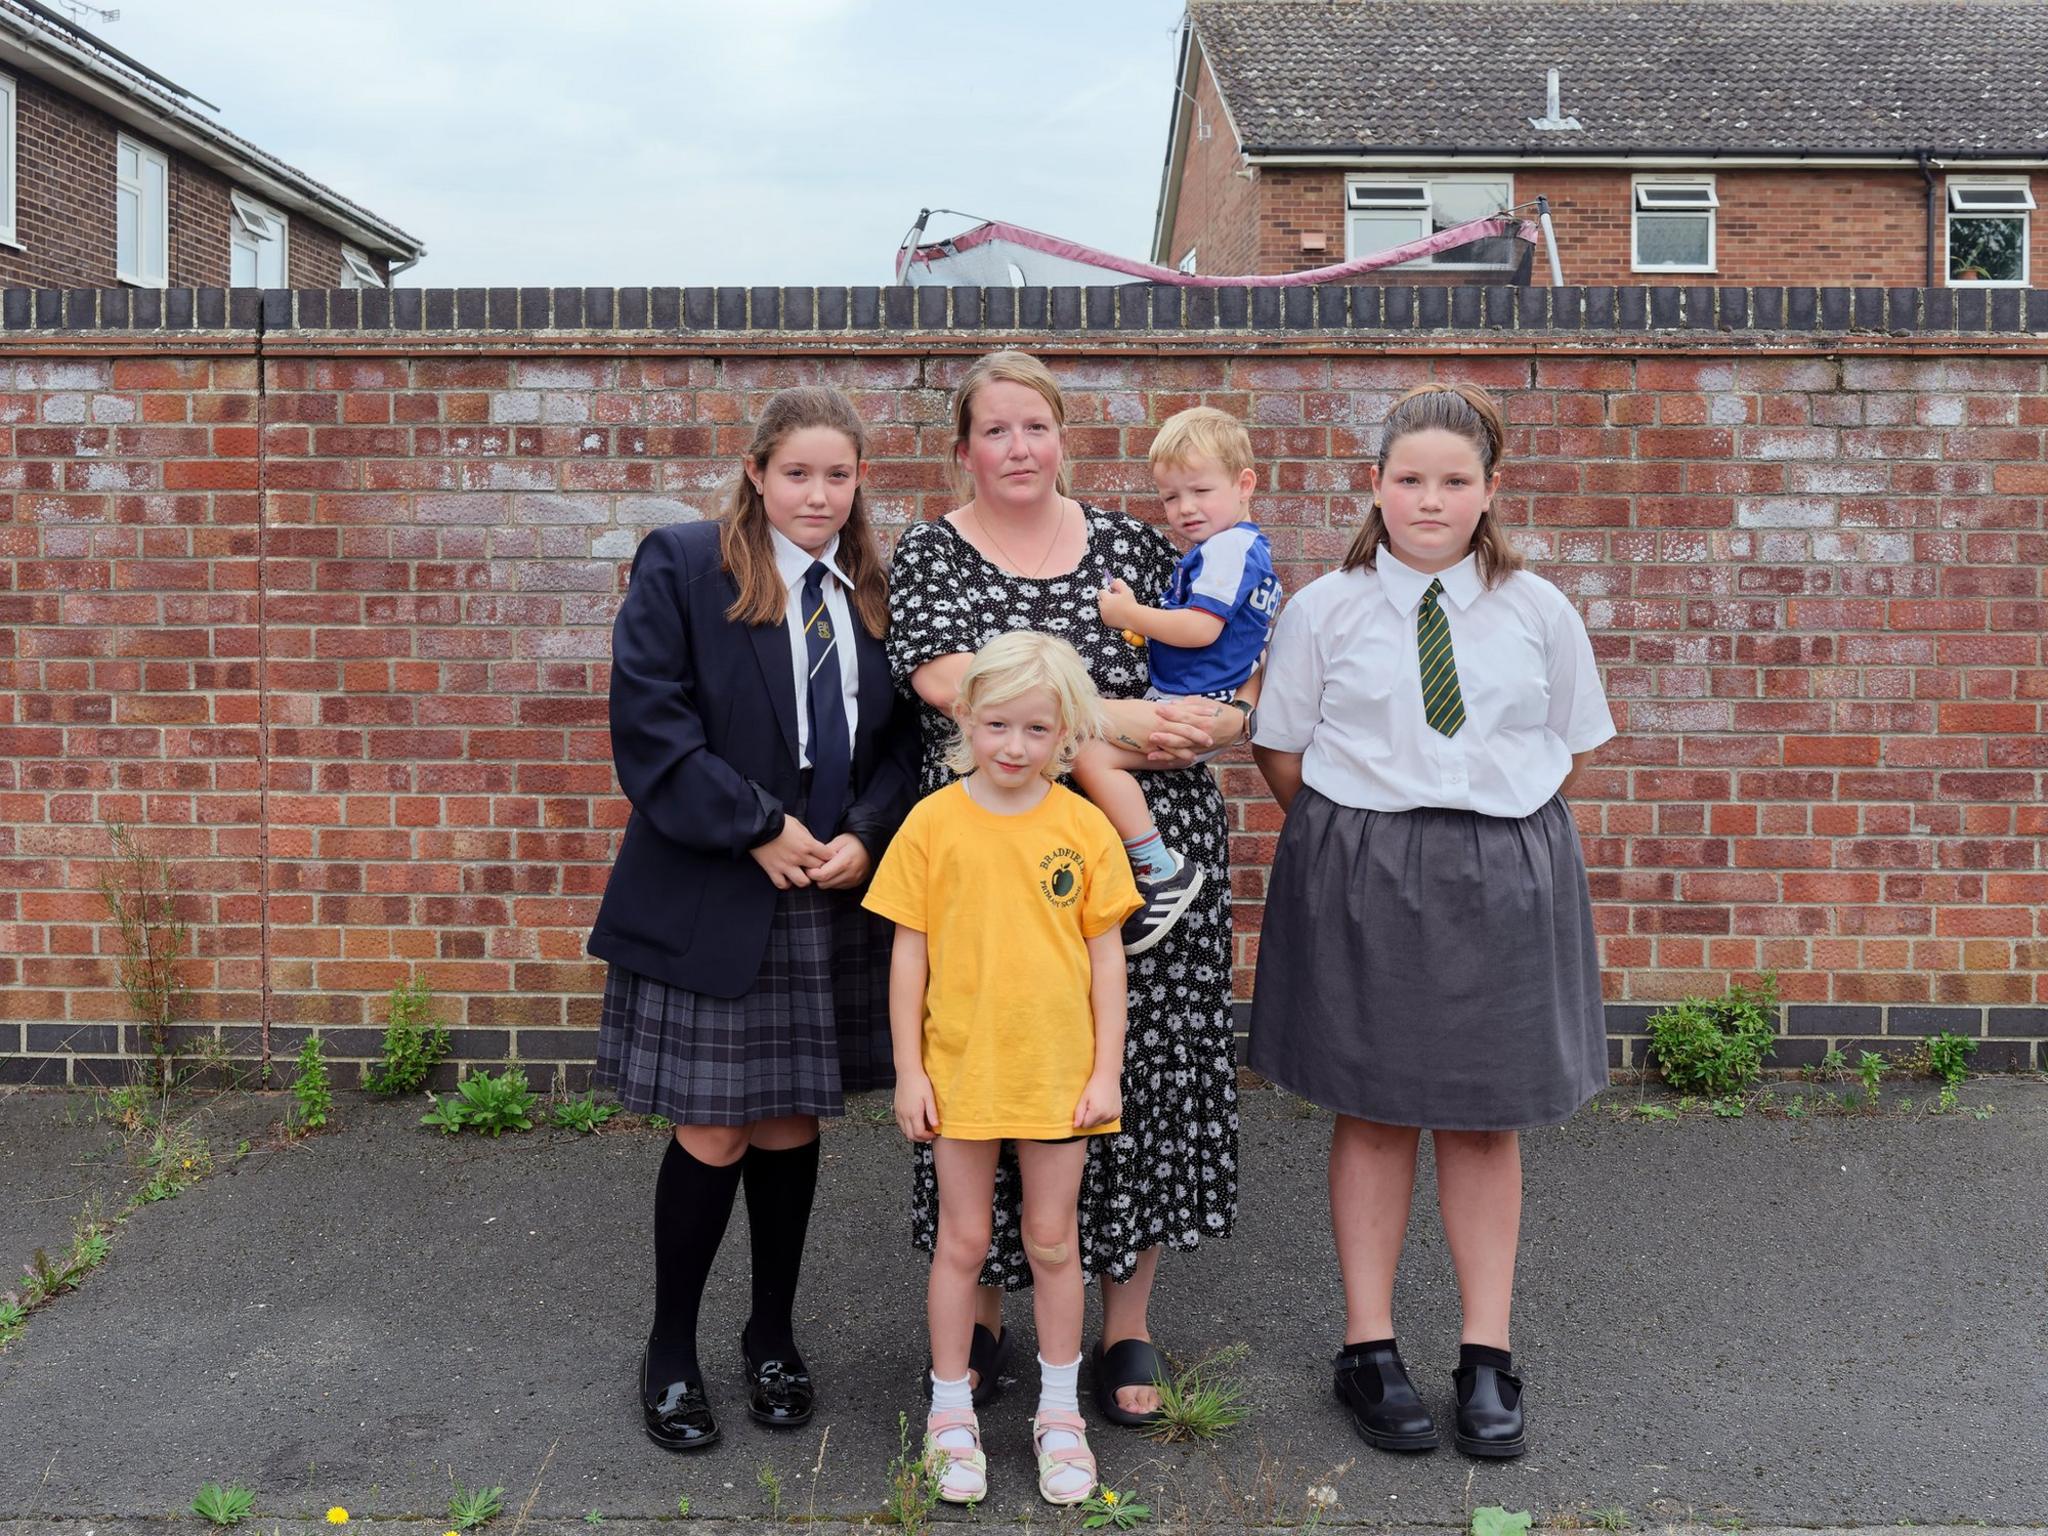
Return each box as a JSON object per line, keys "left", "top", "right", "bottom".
{"left": 1, "top": 1075, "right": 2044, "bottom": 1532}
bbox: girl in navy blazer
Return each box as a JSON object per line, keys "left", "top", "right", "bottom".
{"left": 589, "top": 385, "right": 919, "bottom": 1452}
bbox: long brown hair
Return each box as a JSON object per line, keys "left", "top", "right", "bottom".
{"left": 1343, "top": 382, "right": 1525, "bottom": 589}
{"left": 719, "top": 385, "right": 889, "bottom": 637}
{"left": 949, "top": 349, "right": 1074, "bottom": 502}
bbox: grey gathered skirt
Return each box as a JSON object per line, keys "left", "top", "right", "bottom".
{"left": 1247, "top": 786, "right": 1607, "bottom": 1131}
{"left": 594, "top": 885, "right": 893, "bottom": 1126}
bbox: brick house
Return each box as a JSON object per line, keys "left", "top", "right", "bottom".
{"left": 0, "top": 0, "right": 422, "bottom": 292}
{"left": 1154, "top": 1, "right": 2048, "bottom": 288}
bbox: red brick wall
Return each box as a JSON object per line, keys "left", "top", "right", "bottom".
{"left": 2, "top": 329, "right": 2042, "bottom": 1085}
{"left": 0, "top": 69, "right": 388, "bottom": 289}
{"left": 1228, "top": 161, "right": 2048, "bottom": 287}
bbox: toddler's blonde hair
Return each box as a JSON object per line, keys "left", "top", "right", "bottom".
{"left": 944, "top": 630, "right": 1105, "bottom": 779}
{"left": 1149, "top": 404, "right": 1254, "bottom": 480}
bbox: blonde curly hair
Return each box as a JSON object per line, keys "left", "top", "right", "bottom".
{"left": 942, "top": 631, "right": 1105, "bottom": 780}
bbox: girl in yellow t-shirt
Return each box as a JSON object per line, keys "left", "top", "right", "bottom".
{"left": 864, "top": 631, "right": 1140, "bottom": 1509}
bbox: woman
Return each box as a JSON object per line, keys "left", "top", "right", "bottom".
{"left": 884, "top": 349, "right": 1250, "bottom": 1424}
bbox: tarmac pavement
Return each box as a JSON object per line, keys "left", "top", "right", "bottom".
{"left": 1, "top": 1075, "right": 2045, "bottom": 1533}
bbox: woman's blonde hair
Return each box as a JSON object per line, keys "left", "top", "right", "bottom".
{"left": 718, "top": 385, "right": 889, "bottom": 637}
{"left": 1343, "top": 381, "right": 1525, "bottom": 589}
{"left": 943, "top": 630, "right": 1104, "bottom": 779}
{"left": 949, "top": 348, "right": 1073, "bottom": 501}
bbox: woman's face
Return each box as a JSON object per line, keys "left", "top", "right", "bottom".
{"left": 1369, "top": 427, "right": 1499, "bottom": 574}
{"left": 746, "top": 426, "right": 866, "bottom": 555}
{"left": 957, "top": 379, "right": 1064, "bottom": 511}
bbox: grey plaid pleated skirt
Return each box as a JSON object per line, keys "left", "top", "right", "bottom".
{"left": 1247, "top": 787, "right": 1607, "bottom": 1131}
{"left": 594, "top": 884, "right": 894, "bottom": 1126}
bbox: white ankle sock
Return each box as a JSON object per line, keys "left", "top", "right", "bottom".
{"left": 930, "top": 1370, "right": 973, "bottom": 1414}
{"left": 927, "top": 1373, "right": 981, "bottom": 1499}
{"left": 1036, "top": 1353, "right": 1091, "bottom": 1499}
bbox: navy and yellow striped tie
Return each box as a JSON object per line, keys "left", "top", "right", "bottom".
{"left": 1416, "top": 578, "right": 1465, "bottom": 738}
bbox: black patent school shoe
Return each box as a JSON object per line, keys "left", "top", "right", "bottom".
{"left": 1452, "top": 1361, "right": 1527, "bottom": 1458}
{"left": 642, "top": 1350, "right": 719, "bottom": 1452}
{"left": 740, "top": 1335, "right": 815, "bottom": 1428}
{"left": 1333, "top": 1343, "right": 1439, "bottom": 1452}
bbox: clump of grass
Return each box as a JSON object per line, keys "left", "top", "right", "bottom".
{"left": 448, "top": 1484, "right": 505, "bottom": 1531}
{"left": 549, "top": 1091, "right": 617, "bottom": 1134}
{"left": 190, "top": 1482, "right": 256, "bottom": 1527}
{"left": 1145, "top": 1342, "right": 1251, "bottom": 1443}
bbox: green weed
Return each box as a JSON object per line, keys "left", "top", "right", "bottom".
{"left": 1590, "top": 1509, "right": 1633, "bottom": 1531}
{"left": 1925, "top": 1031, "right": 1977, "bottom": 1087}
{"left": 1082, "top": 1485, "right": 1153, "bottom": 1529}
{"left": 883, "top": 1410, "right": 939, "bottom": 1535}
{"left": 1857, "top": 1051, "right": 1888, "bottom": 1101}
{"left": 447, "top": 1484, "right": 506, "bottom": 1531}
{"left": 364, "top": 977, "right": 453, "bottom": 1095}
{"left": 289, "top": 1036, "right": 333, "bottom": 1135}
{"left": 422, "top": 1066, "right": 538, "bottom": 1137}
{"left": 1644, "top": 976, "right": 1778, "bottom": 1097}
{"left": 549, "top": 1091, "right": 618, "bottom": 1135}
{"left": 97, "top": 823, "right": 191, "bottom": 1089}
{"left": 1474, "top": 1510, "right": 1535, "bottom": 1536}
{"left": 0, "top": 1297, "right": 26, "bottom": 1348}
{"left": 190, "top": 1482, "right": 256, "bottom": 1527}
{"left": 756, "top": 1463, "right": 784, "bottom": 1519}
{"left": 1146, "top": 1341, "right": 1251, "bottom": 1443}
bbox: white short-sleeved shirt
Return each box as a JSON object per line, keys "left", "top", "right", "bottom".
{"left": 1252, "top": 549, "right": 1614, "bottom": 817}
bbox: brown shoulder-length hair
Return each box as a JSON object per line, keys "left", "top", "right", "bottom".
{"left": 1343, "top": 381, "right": 1525, "bottom": 589}
{"left": 719, "top": 385, "right": 889, "bottom": 638}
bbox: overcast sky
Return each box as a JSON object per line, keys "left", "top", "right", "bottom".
{"left": 97, "top": 0, "right": 1191, "bottom": 285}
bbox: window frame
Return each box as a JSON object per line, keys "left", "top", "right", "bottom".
{"left": 0, "top": 72, "right": 16, "bottom": 248}
{"left": 229, "top": 189, "right": 289, "bottom": 288}
{"left": 1343, "top": 173, "right": 1516, "bottom": 272}
{"left": 340, "top": 245, "right": 383, "bottom": 288}
{"left": 1945, "top": 177, "right": 2033, "bottom": 288}
{"left": 1630, "top": 174, "right": 1719, "bottom": 274}
{"left": 116, "top": 133, "right": 170, "bottom": 288}
{"left": 1176, "top": 246, "right": 1198, "bottom": 275}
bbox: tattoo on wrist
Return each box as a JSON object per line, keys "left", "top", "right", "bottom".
{"left": 1113, "top": 731, "right": 1146, "bottom": 751}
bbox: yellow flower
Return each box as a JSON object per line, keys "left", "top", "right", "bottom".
{"left": 181, "top": 1159, "right": 193, "bottom": 1169}
{"left": 326, "top": 1509, "right": 349, "bottom": 1525}
{"left": 1102, "top": 1489, "right": 1119, "bottom": 1505}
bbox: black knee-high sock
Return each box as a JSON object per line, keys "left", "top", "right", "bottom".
{"left": 740, "top": 1138, "right": 820, "bottom": 1363}
{"left": 647, "top": 1137, "right": 744, "bottom": 1388}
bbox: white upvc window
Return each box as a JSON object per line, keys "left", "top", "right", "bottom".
{"left": 340, "top": 245, "right": 383, "bottom": 288}
{"left": 1344, "top": 174, "right": 1517, "bottom": 269}
{"left": 1946, "top": 178, "right": 2034, "bottom": 286}
{"left": 1177, "top": 246, "right": 1198, "bottom": 275}
{"left": 230, "top": 189, "right": 288, "bottom": 287}
{"left": 116, "top": 134, "right": 169, "bottom": 286}
{"left": 0, "top": 72, "right": 16, "bottom": 247}
{"left": 1632, "top": 175, "right": 1719, "bottom": 272}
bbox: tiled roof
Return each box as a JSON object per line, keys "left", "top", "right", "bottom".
{"left": 1191, "top": 1, "right": 2048, "bottom": 156}
{"left": 0, "top": 0, "right": 422, "bottom": 255}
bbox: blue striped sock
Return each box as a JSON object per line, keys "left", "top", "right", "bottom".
{"left": 1123, "top": 828, "right": 1179, "bottom": 883}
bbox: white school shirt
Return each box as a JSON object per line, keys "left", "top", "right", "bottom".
{"left": 768, "top": 526, "right": 860, "bottom": 768}
{"left": 1253, "top": 549, "right": 1614, "bottom": 818}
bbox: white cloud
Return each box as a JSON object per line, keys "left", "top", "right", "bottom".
{"left": 98, "top": 0, "right": 1189, "bottom": 284}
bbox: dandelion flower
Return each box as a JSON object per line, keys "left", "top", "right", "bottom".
{"left": 1308, "top": 1485, "right": 1339, "bottom": 1510}
{"left": 326, "top": 1508, "right": 349, "bottom": 1525}
{"left": 1102, "top": 1489, "right": 1119, "bottom": 1505}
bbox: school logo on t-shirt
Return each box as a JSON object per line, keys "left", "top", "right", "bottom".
{"left": 1037, "top": 846, "right": 1084, "bottom": 909}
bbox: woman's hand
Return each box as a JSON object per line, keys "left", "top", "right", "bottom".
{"left": 1152, "top": 695, "right": 1241, "bottom": 755}
{"left": 1074, "top": 1069, "right": 1123, "bottom": 1130}
{"left": 747, "top": 818, "right": 830, "bottom": 889}
{"left": 808, "top": 832, "right": 872, "bottom": 890}
{"left": 1097, "top": 578, "right": 1141, "bottom": 630}
{"left": 895, "top": 1071, "right": 939, "bottom": 1142}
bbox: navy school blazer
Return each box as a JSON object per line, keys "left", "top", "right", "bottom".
{"left": 587, "top": 520, "right": 920, "bottom": 998}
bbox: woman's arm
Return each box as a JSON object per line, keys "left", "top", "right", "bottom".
{"left": 888, "top": 926, "right": 938, "bottom": 1142}
{"left": 907, "top": 652, "right": 971, "bottom": 713}
{"left": 1074, "top": 928, "right": 1128, "bottom": 1130}
{"left": 1253, "top": 746, "right": 1305, "bottom": 814}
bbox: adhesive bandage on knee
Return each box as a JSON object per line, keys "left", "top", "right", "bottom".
{"left": 1023, "top": 1234, "right": 1069, "bottom": 1265}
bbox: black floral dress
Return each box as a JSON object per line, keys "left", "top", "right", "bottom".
{"left": 884, "top": 505, "right": 1240, "bottom": 1288}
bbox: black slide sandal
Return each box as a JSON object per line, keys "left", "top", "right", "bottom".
{"left": 1091, "top": 1338, "right": 1169, "bottom": 1428}
{"left": 969, "top": 1322, "right": 1012, "bottom": 1408}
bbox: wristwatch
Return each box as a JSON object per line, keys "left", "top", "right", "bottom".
{"left": 1223, "top": 696, "right": 1257, "bottom": 741}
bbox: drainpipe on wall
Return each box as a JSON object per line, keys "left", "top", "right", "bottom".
{"left": 1917, "top": 149, "right": 1937, "bottom": 288}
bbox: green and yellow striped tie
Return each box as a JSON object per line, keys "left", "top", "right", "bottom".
{"left": 1417, "top": 577, "right": 1465, "bottom": 738}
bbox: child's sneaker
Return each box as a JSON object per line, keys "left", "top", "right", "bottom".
{"left": 1122, "top": 862, "right": 1206, "bottom": 955}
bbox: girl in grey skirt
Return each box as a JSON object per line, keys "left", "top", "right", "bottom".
{"left": 1249, "top": 383, "right": 1614, "bottom": 1463}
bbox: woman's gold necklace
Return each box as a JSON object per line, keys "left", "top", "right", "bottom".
{"left": 974, "top": 500, "right": 1068, "bottom": 578}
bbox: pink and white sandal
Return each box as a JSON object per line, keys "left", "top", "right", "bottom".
{"left": 1032, "top": 1408, "right": 1098, "bottom": 1506}
{"left": 923, "top": 1407, "right": 988, "bottom": 1505}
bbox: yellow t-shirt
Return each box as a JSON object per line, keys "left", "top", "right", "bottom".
{"left": 863, "top": 780, "right": 1142, "bottom": 1140}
